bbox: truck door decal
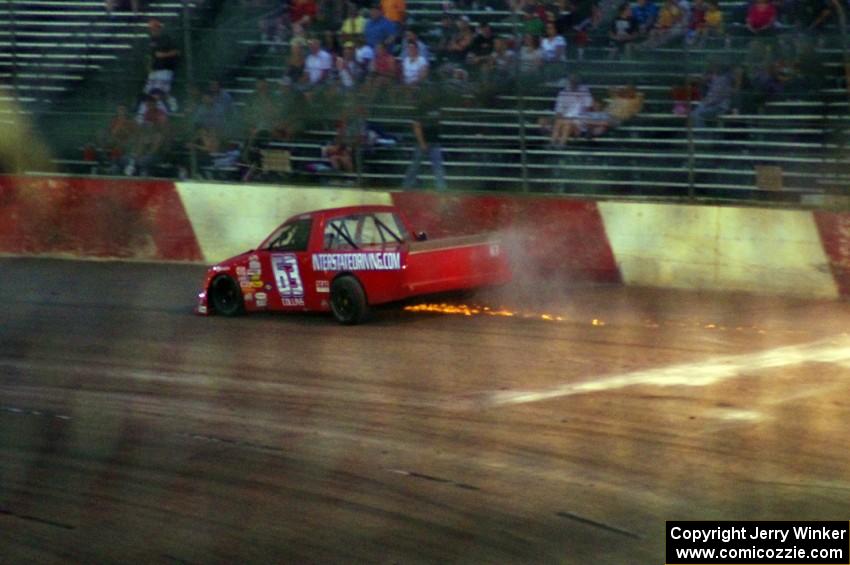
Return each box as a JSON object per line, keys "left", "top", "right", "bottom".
{"left": 272, "top": 253, "right": 305, "bottom": 306}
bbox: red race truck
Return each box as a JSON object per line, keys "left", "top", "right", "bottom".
{"left": 196, "top": 205, "right": 511, "bottom": 324}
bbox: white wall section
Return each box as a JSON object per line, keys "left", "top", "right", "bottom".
{"left": 598, "top": 202, "right": 839, "bottom": 298}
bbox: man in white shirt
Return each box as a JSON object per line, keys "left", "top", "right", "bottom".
{"left": 401, "top": 41, "right": 429, "bottom": 87}
{"left": 305, "top": 39, "right": 333, "bottom": 86}
{"left": 551, "top": 75, "right": 592, "bottom": 145}
{"left": 355, "top": 37, "right": 374, "bottom": 68}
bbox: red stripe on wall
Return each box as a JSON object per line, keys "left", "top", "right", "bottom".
{"left": 813, "top": 210, "right": 850, "bottom": 298}
{"left": 0, "top": 176, "right": 202, "bottom": 261}
{"left": 391, "top": 192, "right": 621, "bottom": 284}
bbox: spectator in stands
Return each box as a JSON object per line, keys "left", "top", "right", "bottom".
{"left": 576, "top": 97, "right": 612, "bottom": 138}
{"left": 467, "top": 22, "right": 496, "bottom": 74}
{"left": 548, "top": 74, "right": 592, "bottom": 145}
{"left": 340, "top": 3, "right": 367, "bottom": 41}
{"left": 445, "top": 17, "right": 476, "bottom": 64}
{"left": 316, "top": 0, "right": 344, "bottom": 33}
{"left": 555, "top": 0, "right": 578, "bottom": 35}
{"left": 444, "top": 66, "right": 475, "bottom": 103}
{"left": 522, "top": 4, "right": 545, "bottom": 37}
{"left": 403, "top": 30, "right": 430, "bottom": 60}
{"left": 303, "top": 38, "right": 334, "bottom": 96}
{"left": 125, "top": 95, "right": 169, "bottom": 176}
{"left": 185, "top": 126, "right": 221, "bottom": 172}
{"left": 402, "top": 41, "right": 430, "bottom": 88}
{"left": 290, "top": 22, "right": 309, "bottom": 49}
{"left": 575, "top": 85, "right": 644, "bottom": 137}
{"left": 519, "top": 34, "right": 544, "bottom": 76}
{"left": 135, "top": 88, "right": 177, "bottom": 126}
{"left": 631, "top": 0, "right": 659, "bottom": 36}
{"left": 354, "top": 35, "right": 375, "bottom": 68}
{"left": 746, "top": 0, "right": 778, "bottom": 36}
{"left": 787, "top": 36, "right": 825, "bottom": 96}
{"left": 692, "top": 63, "right": 734, "bottom": 127}
{"left": 243, "top": 78, "right": 280, "bottom": 134}
{"left": 286, "top": 43, "right": 308, "bottom": 85}
{"left": 433, "top": 14, "right": 458, "bottom": 64}
{"left": 699, "top": 0, "right": 726, "bottom": 46}
{"left": 541, "top": 22, "right": 567, "bottom": 65}
{"left": 100, "top": 104, "right": 137, "bottom": 173}
{"left": 273, "top": 78, "right": 304, "bottom": 139}
{"left": 364, "top": 5, "right": 399, "bottom": 47}
{"left": 605, "top": 84, "right": 644, "bottom": 124}
{"left": 609, "top": 3, "right": 639, "bottom": 58}
{"left": 685, "top": 0, "right": 706, "bottom": 44}
{"left": 336, "top": 41, "right": 365, "bottom": 90}
{"left": 671, "top": 80, "right": 700, "bottom": 114}
{"left": 793, "top": 0, "right": 832, "bottom": 35}
{"left": 145, "top": 19, "right": 180, "bottom": 95}
{"left": 381, "top": 0, "right": 406, "bottom": 24}
{"left": 572, "top": 2, "right": 604, "bottom": 60}
{"left": 323, "top": 30, "right": 343, "bottom": 56}
{"left": 258, "top": 1, "right": 289, "bottom": 51}
{"left": 191, "top": 91, "right": 228, "bottom": 134}
{"left": 208, "top": 80, "right": 234, "bottom": 124}
{"left": 367, "top": 42, "right": 399, "bottom": 100}
{"left": 640, "top": 0, "right": 685, "bottom": 48}
{"left": 323, "top": 110, "right": 365, "bottom": 173}
{"left": 291, "top": 0, "right": 318, "bottom": 27}
{"left": 482, "top": 36, "right": 516, "bottom": 83}
{"left": 403, "top": 88, "right": 447, "bottom": 190}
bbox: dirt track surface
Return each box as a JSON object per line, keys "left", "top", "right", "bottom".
{"left": 2, "top": 257, "right": 850, "bottom": 563}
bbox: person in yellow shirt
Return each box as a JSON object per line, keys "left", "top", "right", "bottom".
{"left": 340, "top": 3, "right": 367, "bottom": 41}
{"left": 701, "top": 0, "right": 727, "bottom": 46}
{"left": 382, "top": 0, "right": 406, "bottom": 24}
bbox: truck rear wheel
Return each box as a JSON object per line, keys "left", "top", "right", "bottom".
{"left": 330, "top": 276, "right": 368, "bottom": 325}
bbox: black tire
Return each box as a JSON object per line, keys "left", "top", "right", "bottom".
{"left": 330, "top": 275, "right": 369, "bottom": 325}
{"left": 209, "top": 275, "right": 244, "bottom": 316}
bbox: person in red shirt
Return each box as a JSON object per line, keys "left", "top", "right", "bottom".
{"left": 367, "top": 42, "right": 398, "bottom": 101}
{"left": 291, "top": 0, "right": 317, "bottom": 27}
{"left": 746, "top": 0, "right": 777, "bottom": 34}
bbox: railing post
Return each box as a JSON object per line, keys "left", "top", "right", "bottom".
{"left": 182, "top": 0, "right": 197, "bottom": 179}
{"left": 10, "top": 0, "right": 19, "bottom": 112}
{"left": 684, "top": 39, "right": 696, "bottom": 200}
{"left": 512, "top": 7, "right": 529, "bottom": 192}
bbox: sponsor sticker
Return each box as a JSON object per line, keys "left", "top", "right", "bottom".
{"left": 244, "top": 293, "right": 253, "bottom": 301}
{"left": 316, "top": 280, "right": 330, "bottom": 293}
{"left": 255, "top": 292, "right": 268, "bottom": 307}
{"left": 272, "top": 253, "right": 305, "bottom": 302}
{"left": 251, "top": 280, "right": 263, "bottom": 288}
{"left": 236, "top": 266, "right": 246, "bottom": 276}
{"left": 311, "top": 252, "right": 402, "bottom": 272}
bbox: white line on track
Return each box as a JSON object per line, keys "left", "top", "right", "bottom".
{"left": 488, "top": 336, "right": 850, "bottom": 407}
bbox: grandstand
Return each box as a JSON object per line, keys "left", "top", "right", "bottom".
{"left": 2, "top": 0, "right": 849, "bottom": 200}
